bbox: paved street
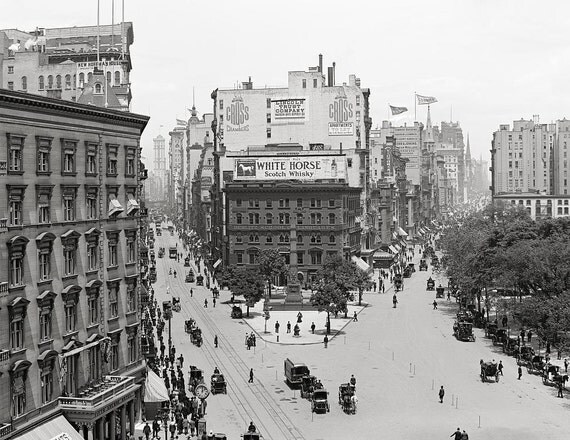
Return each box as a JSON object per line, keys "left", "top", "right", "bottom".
{"left": 147, "top": 226, "right": 570, "bottom": 440}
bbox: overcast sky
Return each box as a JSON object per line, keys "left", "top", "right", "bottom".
{"left": 3, "top": 0, "right": 570, "bottom": 162}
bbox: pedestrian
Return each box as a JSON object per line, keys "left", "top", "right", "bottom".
{"left": 190, "top": 288, "right": 193, "bottom": 297}
{"left": 152, "top": 420, "right": 160, "bottom": 438}
{"left": 450, "top": 428, "right": 462, "bottom": 440}
{"left": 324, "top": 335, "right": 328, "bottom": 348}
{"left": 527, "top": 329, "right": 532, "bottom": 343}
{"left": 502, "top": 315, "right": 508, "bottom": 328}
{"left": 520, "top": 329, "right": 525, "bottom": 344}
{"left": 518, "top": 365, "right": 522, "bottom": 380}
{"left": 143, "top": 422, "right": 151, "bottom": 440}
{"left": 558, "top": 380, "right": 564, "bottom": 398}
{"left": 248, "top": 368, "right": 254, "bottom": 383}
{"left": 311, "top": 322, "right": 316, "bottom": 334}
{"left": 204, "top": 298, "right": 208, "bottom": 308}
{"left": 179, "top": 354, "right": 184, "bottom": 369}
{"left": 498, "top": 360, "right": 504, "bottom": 375}
{"left": 373, "top": 281, "right": 377, "bottom": 292}
{"left": 438, "top": 385, "right": 445, "bottom": 403}
{"left": 564, "top": 358, "right": 568, "bottom": 373}
{"left": 557, "top": 347, "right": 562, "bottom": 360}
{"left": 214, "top": 335, "right": 218, "bottom": 348}
{"left": 353, "top": 311, "right": 358, "bottom": 322}
{"left": 382, "top": 284, "right": 385, "bottom": 293}
{"left": 213, "top": 297, "right": 216, "bottom": 307}
{"left": 546, "top": 341, "right": 551, "bottom": 354}
{"left": 460, "top": 430, "right": 469, "bottom": 440}
{"left": 275, "top": 321, "right": 280, "bottom": 333}
{"left": 297, "top": 311, "right": 303, "bottom": 323}
{"left": 287, "top": 321, "right": 291, "bottom": 333}
{"left": 433, "top": 300, "right": 438, "bottom": 310}
{"left": 350, "top": 374, "right": 356, "bottom": 391}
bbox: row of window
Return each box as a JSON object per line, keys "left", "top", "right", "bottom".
{"left": 4, "top": 71, "right": 122, "bottom": 92}
{"left": 510, "top": 199, "right": 570, "bottom": 206}
{"left": 8, "top": 229, "right": 137, "bottom": 288}
{"left": 6, "top": 134, "right": 138, "bottom": 177}
{"left": 235, "top": 250, "right": 332, "bottom": 265}
{"left": 235, "top": 233, "right": 336, "bottom": 245}
{"left": 237, "top": 198, "right": 337, "bottom": 209}
{"left": 235, "top": 212, "right": 337, "bottom": 225}
{"left": 6, "top": 184, "right": 139, "bottom": 227}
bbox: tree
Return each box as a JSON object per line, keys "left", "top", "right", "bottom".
{"left": 227, "top": 266, "right": 264, "bottom": 317}
{"left": 256, "top": 249, "right": 288, "bottom": 298}
{"left": 349, "top": 265, "right": 373, "bottom": 306}
{"left": 310, "top": 280, "right": 345, "bottom": 334}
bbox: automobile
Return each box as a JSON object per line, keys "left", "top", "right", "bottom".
{"left": 480, "top": 360, "right": 500, "bottom": 383}
{"left": 403, "top": 266, "right": 412, "bottom": 278}
{"left": 419, "top": 259, "right": 428, "bottom": 271}
{"left": 300, "top": 375, "right": 317, "bottom": 399}
{"left": 453, "top": 321, "right": 475, "bottom": 342}
{"left": 210, "top": 373, "right": 227, "bottom": 394}
{"left": 485, "top": 322, "right": 498, "bottom": 338}
{"left": 184, "top": 257, "right": 190, "bottom": 267}
{"left": 196, "top": 275, "right": 204, "bottom": 286}
{"left": 517, "top": 346, "right": 535, "bottom": 366}
{"left": 503, "top": 336, "right": 519, "bottom": 355}
{"left": 426, "top": 277, "right": 435, "bottom": 290}
{"left": 185, "top": 272, "right": 195, "bottom": 283}
{"left": 231, "top": 306, "right": 243, "bottom": 319}
{"left": 311, "top": 389, "right": 330, "bottom": 413}
{"left": 284, "top": 358, "right": 310, "bottom": 387}
{"left": 436, "top": 286, "right": 445, "bottom": 298}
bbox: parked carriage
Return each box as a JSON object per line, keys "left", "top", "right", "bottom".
{"left": 426, "top": 277, "right": 435, "bottom": 291}
{"left": 188, "top": 366, "right": 204, "bottom": 393}
{"left": 453, "top": 321, "right": 475, "bottom": 342}
{"left": 436, "top": 285, "right": 445, "bottom": 298}
{"left": 184, "top": 257, "right": 191, "bottom": 267}
{"left": 196, "top": 275, "right": 204, "bottom": 286}
{"left": 419, "top": 259, "right": 428, "bottom": 271}
{"left": 403, "top": 266, "right": 412, "bottom": 278}
{"left": 338, "top": 384, "right": 355, "bottom": 414}
{"left": 480, "top": 361, "right": 500, "bottom": 382}
{"left": 542, "top": 364, "right": 569, "bottom": 387}
{"left": 311, "top": 389, "right": 330, "bottom": 413}
{"left": 190, "top": 328, "right": 203, "bottom": 347}
{"left": 210, "top": 373, "right": 227, "bottom": 394}
{"left": 301, "top": 375, "right": 317, "bottom": 399}
{"left": 171, "top": 297, "right": 181, "bottom": 312}
{"left": 526, "top": 355, "right": 546, "bottom": 375}
{"left": 516, "top": 346, "right": 535, "bottom": 366}
{"left": 185, "top": 271, "right": 195, "bottom": 283}
{"left": 394, "top": 274, "right": 403, "bottom": 291}
{"left": 492, "top": 329, "right": 508, "bottom": 346}
{"left": 503, "top": 336, "right": 519, "bottom": 356}
{"left": 184, "top": 319, "right": 196, "bottom": 334}
{"left": 231, "top": 306, "right": 243, "bottom": 319}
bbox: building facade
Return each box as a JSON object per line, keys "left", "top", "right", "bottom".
{"left": 0, "top": 89, "right": 149, "bottom": 440}
{"left": 494, "top": 193, "right": 570, "bottom": 221}
{"left": 0, "top": 23, "right": 134, "bottom": 111}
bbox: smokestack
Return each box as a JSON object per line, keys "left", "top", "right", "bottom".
{"left": 332, "top": 62, "right": 336, "bottom": 86}
{"left": 327, "top": 67, "right": 333, "bottom": 87}
{"left": 318, "top": 54, "right": 323, "bottom": 73}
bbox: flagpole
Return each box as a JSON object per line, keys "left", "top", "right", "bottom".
{"left": 414, "top": 92, "right": 417, "bottom": 122}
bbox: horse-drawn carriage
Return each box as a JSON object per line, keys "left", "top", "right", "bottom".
{"left": 184, "top": 257, "right": 190, "bottom": 267}
{"left": 394, "top": 274, "right": 403, "bottom": 291}
{"left": 542, "top": 364, "right": 569, "bottom": 387}
{"left": 403, "top": 266, "right": 412, "bottom": 278}
{"left": 431, "top": 255, "right": 440, "bottom": 268}
{"left": 436, "top": 285, "right": 445, "bottom": 298}
{"left": 300, "top": 375, "right": 317, "bottom": 399}
{"left": 149, "top": 266, "right": 157, "bottom": 283}
{"left": 188, "top": 366, "right": 204, "bottom": 393}
{"left": 480, "top": 361, "right": 500, "bottom": 382}
{"left": 190, "top": 327, "right": 203, "bottom": 347}
{"left": 516, "top": 346, "right": 535, "bottom": 366}
{"left": 171, "top": 297, "right": 181, "bottom": 312}
{"left": 231, "top": 306, "right": 243, "bottom": 319}
{"left": 503, "top": 337, "right": 519, "bottom": 356}
{"left": 185, "top": 271, "right": 195, "bottom": 283}
{"left": 454, "top": 321, "right": 475, "bottom": 342}
{"left": 311, "top": 389, "right": 330, "bottom": 413}
{"left": 492, "top": 328, "right": 508, "bottom": 346}
{"left": 158, "top": 247, "right": 165, "bottom": 258}
{"left": 338, "top": 384, "right": 355, "bottom": 414}
{"left": 526, "top": 355, "right": 546, "bottom": 375}
{"left": 419, "top": 259, "right": 428, "bottom": 271}
{"left": 185, "top": 318, "right": 196, "bottom": 334}
{"left": 196, "top": 275, "right": 204, "bottom": 286}
{"left": 426, "top": 277, "right": 435, "bottom": 291}
{"left": 210, "top": 373, "right": 227, "bottom": 394}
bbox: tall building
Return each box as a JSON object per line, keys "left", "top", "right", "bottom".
{"left": 168, "top": 125, "right": 186, "bottom": 216}
{"left": 1, "top": 23, "right": 134, "bottom": 111}
{"left": 149, "top": 134, "right": 167, "bottom": 202}
{"left": 210, "top": 57, "right": 372, "bottom": 270}
{"left": 439, "top": 121, "right": 466, "bottom": 203}
{"left": 0, "top": 89, "right": 149, "bottom": 440}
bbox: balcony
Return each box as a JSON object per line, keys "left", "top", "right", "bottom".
{"left": 139, "top": 168, "right": 148, "bottom": 180}
{"left": 0, "top": 422, "right": 13, "bottom": 438}
{"left": 59, "top": 376, "right": 135, "bottom": 410}
{"left": 0, "top": 218, "right": 7, "bottom": 233}
{"left": 0, "top": 282, "right": 8, "bottom": 299}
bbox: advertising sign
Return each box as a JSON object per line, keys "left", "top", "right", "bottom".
{"left": 234, "top": 156, "right": 346, "bottom": 181}
{"left": 272, "top": 98, "right": 307, "bottom": 120}
{"left": 225, "top": 95, "right": 250, "bottom": 132}
{"left": 328, "top": 122, "right": 354, "bottom": 136}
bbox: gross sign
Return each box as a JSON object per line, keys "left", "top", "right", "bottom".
{"left": 234, "top": 156, "right": 346, "bottom": 181}
{"left": 272, "top": 98, "right": 307, "bottom": 120}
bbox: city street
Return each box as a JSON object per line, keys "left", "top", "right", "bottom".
{"left": 149, "top": 226, "right": 570, "bottom": 440}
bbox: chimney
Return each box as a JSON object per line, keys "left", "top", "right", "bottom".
{"left": 242, "top": 76, "right": 253, "bottom": 90}
{"left": 332, "top": 62, "right": 336, "bottom": 86}
{"left": 318, "top": 54, "right": 323, "bottom": 73}
{"left": 327, "top": 67, "right": 333, "bottom": 87}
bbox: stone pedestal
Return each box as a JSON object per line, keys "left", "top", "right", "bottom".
{"left": 285, "top": 282, "right": 302, "bottom": 304}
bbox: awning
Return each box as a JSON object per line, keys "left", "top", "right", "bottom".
{"left": 108, "top": 196, "right": 124, "bottom": 217}
{"left": 388, "top": 245, "right": 398, "bottom": 254}
{"left": 126, "top": 193, "right": 139, "bottom": 215}
{"left": 213, "top": 259, "right": 222, "bottom": 269}
{"left": 144, "top": 368, "right": 170, "bottom": 403}
{"left": 351, "top": 256, "right": 371, "bottom": 272}
{"left": 373, "top": 250, "right": 394, "bottom": 260}
{"left": 392, "top": 232, "right": 398, "bottom": 240}
{"left": 13, "top": 414, "right": 85, "bottom": 440}
{"left": 397, "top": 226, "right": 408, "bottom": 237}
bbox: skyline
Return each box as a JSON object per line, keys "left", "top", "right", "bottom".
{"left": 2, "top": 0, "right": 570, "bottom": 162}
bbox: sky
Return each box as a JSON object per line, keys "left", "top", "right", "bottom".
{"left": 2, "top": 0, "right": 570, "bottom": 163}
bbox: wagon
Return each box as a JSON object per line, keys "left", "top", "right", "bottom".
{"left": 426, "top": 277, "right": 435, "bottom": 291}
{"left": 338, "top": 383, "right": 353, "bottom": 405}
{"left": 231, "top": 306, "right": 243, "bottom": 319}
{"left": 394, "top": 274, "right": 403, "bottom": 291}
{"left": 419, "top": 259, "right": 428, "bottom": 271}
{"left": 188, "top": 366, "right": 204, "bottom": 393}
{"left": 503, "top": 336, "right": 519, "bottom": 356}
{"left": 311, "top": 389, "right": 330, "bottom": 413}
{"left": 403, "top": 266, "right": 412, "bottom": 278}
{"left": 480, "top": 361, "right": 500, "bottom": 382}
{"left": 190, "top": 328, "right": 203, "bottom": 347}
{"left": 184, "top": 319, "right": 196, "bottom": 334}
{"left": 210, "top": 373, "right": 227, "bottom": 394}
{"left": 454, "top": 321, "right": 475, "bottom": 342}
{"left": 185, "top": 272, "right": 195, "bottom": 283}
{"left": 436, "top": 286, "right": 445, "bottom": 298}
{"left": 300, "top": 375, "right": 317, "bottom": 399}
{"left": 196, "top": 275, "right": 204, "bottom": 286}
{"left": 492, "top": 328, "right": 508, "bottom": 346}
{"left": 542, "top": 364, "right": 569, "bottom": 387}
{"left": 184, "top": 257, "right": 190, "bottom": 267}
{"left": 527, "top": 355, "right": 546, "bottom": 375}
{"left": 516, "top": 346, "right": 535, "bottom": 366}
{"left": 485, "top": 322, "right": 498, "bottom": 338}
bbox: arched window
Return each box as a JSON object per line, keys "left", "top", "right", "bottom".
{"left": 329, "top": 213, "right": 336, "bottom": 224}
{"left": 114, "top": 71, "right": 120, "bottom": 86}
{"left": 266, "top": 235, "right": 273, "bottom": 244}
{"left": 106, "top": 71, "right": 111, "bottom": 85}
{"left": 236, "top": 213, "right": 242, "bottom": 224}
{"left": 297, "top": 234, "right": 303, "bottom": 243}
{"left": 284, "top": 234, "right": 290, "bottom": 243}
{"left": 249, "top": 234, "right": 255, "bottom": 243}
{"left": 279, "top": 234, "right": 285, "bottom": 243}
{"left": 94, "top": 83, "right": 102, "bottom": 94}
{"left": 21, "top": 76, "right": 27, "bottom": 90}
{"left": 65, "top": 74, "right": 71, "bottom": 89}
{"left": 87, "top": 72, "right": 93, "bottom": 83}
{"left": 79, "top": 73, "right": 84, "bottom": 87}
{"left": 266, "top": 213, "right": 273, "bottom": 224}
{"left": 56, "top": 75, "right": 61, "bottom": 89}
{"left": 329, "top": 234, "right": 336, "bottom": 243}
{"left": 72, "top": 74, "right": 76, "bottom": 89}
{"left": 38, "top": 75, "right": 44, "bottom": 90}
{"left": 47, "top": 75, "right": 53, "bottom": 89}
{"left": 310, "top": 234, "right": 317, "bottom": 244}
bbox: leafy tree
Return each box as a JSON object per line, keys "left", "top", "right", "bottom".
{"left": 256, "top": 249, "right": 288, "bottom": 298}
{"left": 309, "top": 280, "right": 345, "bottom": 334}
{"left": 227, "top": 266, "right": 264, "bottom": 317}
{"left": 350, "top": 266, "right": 373, "bottom": 306}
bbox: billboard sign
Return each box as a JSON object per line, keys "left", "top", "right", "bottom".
{"left": 328, "top": 122, "right": 354, "bottom": 136}
{"left": 272, "top": 98, "right": 307, "bottom": 120}
{"left": 234, "top": 156, "right": 346, "bottom": 181}
{"left": 225, "top": 95, "right": 250, "bottom": 132}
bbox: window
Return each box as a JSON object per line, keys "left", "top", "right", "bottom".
{"left": 110, "top": 341, "right": 119, "bottom": 371}
{"left": 236, "top": 199, "right": 242, "bottom": 207}
{"left": 86, "top": 189, "right": 98, "bottom": 220}
{"left": 114, "top": 71, "right": 121, "bottom": 86}
{"left": 87, "top": 243, "right": 98, "bottom": 270}
{"left": 127, "top": 280, "right": 137, "bottom": 313}
{"left": 235, "top": 235, "right": 243, "bottom": 244}
{"left": 56, "top": 75, "right": 61, "bottom": 89}
{"left": 39, "top": 252, "right": 51, "bottom": 280}
{"left": 9, "top": 199, "right": 23, "bottom": 226}
{"left": 267, "top": 113, "right": 271, "bottom": 123}
{"left": 311, "top": 252, "right": 322, "bottom": 265}
{"left": 356, "top": 95, "right": 360, "bottom": 105}
{"left": 109, "top": 283, "right": 119, "bottom": 318}
{"left": 21, "top": 76, "right": 27, "bottom": 90}
{"left": 125, "top": 147, "right": 136, "bottom": 176}
{"left": 266, "top": 98, "right": 271, "bottom": 109}
{"left": 8, "top": 66, "right": 14, "bottom": 74}
{"left": 347, "top": 158, "right": 353, "bottom": 168}
{"left": 329, "top": 199, "right": 335, "bottom": 208}
{"left": 88, "top": 347, "right": 100, "bottom": 382}
{"left": 88, "top": 295, "right": 98, "bottom": 324}
{"left": 10, "top": 318, "right": 24, "bottom": 350}
{"left": 7, "top": 133, "right": 25, "bottom": 174}
{"left": 310, "top": 234, "right": 322, "bottom": 244}
{"left": 62, "top": 186, "right": 77, "bottom": 222}
{"left": 61, "top": 139, "right": 77, "bottom": 175}
{"left": 41, "top": 369, "right": 54, "bottom": 404}
{"left": 297, "top": 252, "right": 304, "bottom": 264}
{"left": 107, "top": 144, "right": 119, "bottom": 176}
{"left": 79, "top": 73, "right": 84, "bottom": 87}
{"left": 249, "top": 234, "right": 259, "bottom": 243}
{"left": 248, "top": 213, "right": 259, "bottom": 224}
{"left": 63, "top": 248, "right": 75, "bottom": 275}
{"left": 219, "top": 99, "right": 224, "bottom": 110}
{"left": 36, "top": 136, "right": 52, "bottom": 174}
{"left": 236, "top": 252, "right": 243, "bottom": 264}
{"left": 310, "top": 198, "right": 322, "bottom": 208}
{"left": 310, "top": 213, "right": 322, "bottom": 225}
{"left": 266, "top": 213, "right": 273, "bottom": 224}
{"left": 329, "top": 234, "right": 336, "bottom": 243}
{"left": 248, "top": 253, "right": 256, "bottom": 264}
{"left": 126, "top": 230, "right": 137, "bottom": 263}
{"left": 267, "top": 128, "right": 271, "bottom": 139}
{"left": 64, "top": 303, "right": 76, "bottom": 333}
{"left": 38, "top": 75, "right": 44, "bottom": 90}
{"left": 265, "top": 199, "right": 272, "bottom": 208}
{"left": 109, "top": 240, "right": 118, "bottom": 267}
{"left": 85, "top": 142, "right": 98, "bottom": 175}
{"left": 279, "top": 198, "right": 290, "bottom": 208}
{"left": 106, "top": 71, "right": 112, "bottom": 85}
{"left": 39, "top": 309, "right": 52, "bottom": 341}
{"left": 88, "top": 72, "right": 93, "bottom": 83}
{"left": 279, "top": 213, "right": 290, "bottom": 224}
{"left": 127, "top": 334, "right": 137, "bottom": 364}
{"left": 302, "top": 79, "right": 306, "bottom": 88}
{"left": 329, "top": 213, "right": 336, "bottom": 224}
{"left": 37, "top": 186, "right": 53, "bottom": 224}
{"left": 297, "top": 213, "right": 303, "bottom": 225}
{"left": 11, "top": 369, "right": 28, "bottom": 417}
{"left": 266, "top": 235, "right": 273, "bottom": 244}
{"left": 313, "top": 78, "right": 317, "bottom": 88}
{"left": 7, "top": 81, "right": 14, "bottom": 90}
{"left": 236, "top": 213, "right": 243, "bottom": 224}
{"left": 64, "top": 74, "right": 71, "bottom": 89}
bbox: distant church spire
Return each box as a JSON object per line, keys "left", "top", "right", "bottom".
{"left": 425, "top": 105, "right": 434, "bottom": 143}
{"left": 465, "top": 134, "right": 471, "bottom": 161}
{"left": 191, "top": 87, "right": 197, "bottom": 117}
